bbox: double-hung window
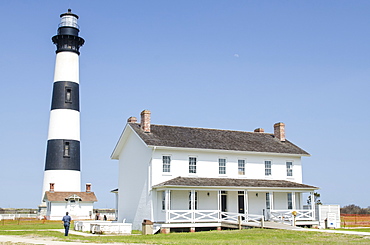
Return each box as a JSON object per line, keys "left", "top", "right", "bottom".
{"left": 188, "top": 191, "right": 198, "bottom": 210}
{"left": 265, "top": 161, "right": 271, "bottom": 176}
{"left": 161, "top": 191, "right": 165, "bottom": 210}
{"left": 238, "top": 160, "right": 245, "bottom": 175}
{"left": 287, "top": 193, "right": 293, "bottom": 209}
{"left": 219, "top": 158, "right": 226, "bottom": 174}
{"left": 189, "top": 157, "right": 197, "bottom": 174}
{"left": 286, "top": 161, "right": 293, "bottom": 176}
{"left": 162, "top": 156, "right": 171, "bottom": 173}
{"left": 266, "top": 193, "right": 270, "bottom": 209}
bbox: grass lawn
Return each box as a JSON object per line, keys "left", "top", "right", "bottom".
{"left": 338, "top": 228, "right": 370, "bottom": 232}
{"left": 1, "top": 221, "right": 369, "bottom": 244}
{"left": 0, "top": 220, "right": 61, "bottom": 230}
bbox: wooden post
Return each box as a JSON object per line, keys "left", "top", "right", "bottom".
{"left": 292, "top": 211, "right": 297, "bottom": 227}
{"left": 238, "top": 215, "right": 242, "bottom": 230}
{"left": 261, "top": 214, "right": 264, "bottom": 228}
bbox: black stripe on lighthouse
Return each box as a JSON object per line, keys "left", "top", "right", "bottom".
{"left": 51, "top": 81, "right": 79, "bottom": 111}
{"left": 45, "top": 139, "right": 80, "bottom": 171}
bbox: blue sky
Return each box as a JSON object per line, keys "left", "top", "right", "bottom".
{"left": 1, "top": 1, "right": 369, "bottom": 208}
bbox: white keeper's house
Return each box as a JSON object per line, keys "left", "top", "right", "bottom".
{"left": 111, "top": 110, "right": 318, "bottom": 231}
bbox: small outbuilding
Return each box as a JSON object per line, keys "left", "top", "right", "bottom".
{"left": 43, "top": 183, "right": 97, "bottom": 220}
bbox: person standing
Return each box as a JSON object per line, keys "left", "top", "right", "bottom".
{"left": 62, "top": 212, "right": 72, "bottom": 236}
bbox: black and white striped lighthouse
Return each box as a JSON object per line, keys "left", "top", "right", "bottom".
{"left": 41, "top": 9, "right": 85, "bottom": 199}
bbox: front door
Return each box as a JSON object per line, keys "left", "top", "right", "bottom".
{"left": 221, "top": 191, "right": 227, "bottom": 219}
{"left": 238, "top": 191, "right": 245, "bottom": 214}
{"left": 221, "top": 191, "right": 227, "bottom": 212}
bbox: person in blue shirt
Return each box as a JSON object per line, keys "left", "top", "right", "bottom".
{"left": 62, "top": 212, "right": 72, "bottom": 236}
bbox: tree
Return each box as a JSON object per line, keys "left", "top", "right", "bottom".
{"left": 307, "top": 192, "right": 322, "bottom": 205}
{"left": 341, "top": 204, "right": 370, "bottom": 214}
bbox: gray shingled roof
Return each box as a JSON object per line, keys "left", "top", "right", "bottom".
{"left": 43, "top": 191, "right": 98, "bottom": 202}
{"left": 154, "top": 177, "right": 317, "bottom": 189}
{"left": 129, "top": 123, "right": 309, "bottom": 155}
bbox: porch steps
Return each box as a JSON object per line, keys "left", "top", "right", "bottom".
{"left": 221, "top": 221, "right": 261, "bottom": 229}
{"left": 261, "top": 221, "right": 304, "bottom": 230}
{"left": 221, "top": 221, "right": 304, "bottom": 230}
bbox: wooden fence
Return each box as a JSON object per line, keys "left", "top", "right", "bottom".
{"left": 341, "top": 214, "right": 370, "bottom": 227}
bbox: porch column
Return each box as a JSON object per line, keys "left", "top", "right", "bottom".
{"left": 190, "top": 190, "right": 195, "bottom": 222}
{"left": 244, "top": 190, "right": 248, "bottom": 216}
{"left": 217, "top": 190, "right": 221, "bottom": 220}
{"left": 192, "top": 190, "right": 197, "bottom": 210}
{"left": 292, "top": 192, "right": 296, "bottom": 210}
{"left": 268, "top": 192, "right": 273, "bottom": 221}
{"left": 165, "top": 189, "right": 171, "bottom": 222}
{"left": 269, "top": 192, "right": 274, "bottom": 210}
{"left": 310, "top": 191, "right": 315, "bottom": 220}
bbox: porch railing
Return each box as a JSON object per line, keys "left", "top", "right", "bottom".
{"left": 221, "top": 212, "right": 262, "bottom": 224}
{"left": 269, "top": 209, "right": 314, "bottom": 224}
{"left": 168, "top": 210, "right": 219, "bottom": 223}
{"left": 167, "top": 210, "right": 262, "bottom": 224}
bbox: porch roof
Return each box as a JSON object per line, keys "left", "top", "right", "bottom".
{"left": 128, "top": 123, "right": 309, "bottom": 155}
{"left": 153, "top": 177, "right": 318, "bottom": 190}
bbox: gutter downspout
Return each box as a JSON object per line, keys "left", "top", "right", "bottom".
{"left": 149, "top": 146, "right": 156, "bottom": 221}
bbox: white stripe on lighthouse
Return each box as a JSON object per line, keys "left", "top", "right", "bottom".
{"left": 53, "top": 52, "right": 80, "bottom": 83}
{"left": 47, "top": 109, "right": 80, "bottom": 141}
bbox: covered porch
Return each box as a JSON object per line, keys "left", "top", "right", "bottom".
{"left": 153, "top": 177, "right": 318, "bottom": 227}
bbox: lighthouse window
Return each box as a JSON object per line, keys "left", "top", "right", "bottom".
{"left": 65, "top": 87, "right": 72, "bottom": 103}
{"left": 63, "top": 141, "right": 70, "bottom": 157}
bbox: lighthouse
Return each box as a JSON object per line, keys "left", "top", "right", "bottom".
{"left": 40, "top": 9, "right": 85, "bottom": 205}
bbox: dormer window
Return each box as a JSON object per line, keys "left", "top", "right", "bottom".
{"left": 65, "top": 194, "right": 82, "bottom": 204}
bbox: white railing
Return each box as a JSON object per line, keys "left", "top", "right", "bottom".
{"left": 91, "top": 223, "right": 132, "bottom": 234}
{"left": 167, "top": 210, "right": 262, "bottom": 224}
{"left": 295, "top": 210, "right": 314, "bottom": 220}
{"left": 168, "top": 210, "right": 219, "bottom": 223}
{"left": 168, "top": 210, "right": 193, "bottom": 222}
{"left": 221, "top": 212, "right": 262, "bottom": 224}
{"left": 246, "top": 214, "right": 263, "bottom": 223}
{"left": 269, "top": 209, "right": 314, "bottom": 224}
{"left": 194, "top": 210, "right": 219, "bottom": 222}
{"left": 0, "top": 214, "right": 38, "bottom": 220}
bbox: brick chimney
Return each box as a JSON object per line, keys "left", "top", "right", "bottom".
{"left": 86, "top": 183, "right": 91, "bottom": 193}
{"left": 254, "top": 128, "right": 264, "bottom": 133}
{"left": 140, "top": 110, "right": 151, "bottom": 133}
{"left": 127, "top": 116, "right": 137, "bottom": 123}
{"left": 274, "top": 122, "right": 285, "bottom": 141}
{"left": 49, "top": 183, "right": 55, "bottom": 193}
